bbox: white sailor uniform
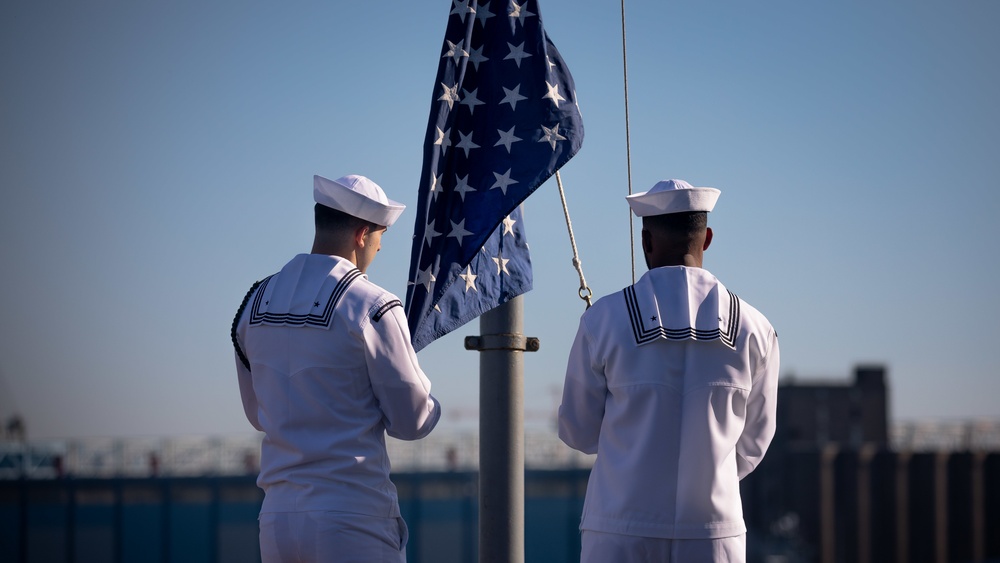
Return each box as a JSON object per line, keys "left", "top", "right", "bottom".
{"left": 234, "top": 253, "right": 440, "bottom": 562}
{"left": 558, "top": 266, "right": 779, "bottom": 563}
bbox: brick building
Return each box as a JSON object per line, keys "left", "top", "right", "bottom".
{"left": 776, "top": 364, "right": 889, "bottom": 450}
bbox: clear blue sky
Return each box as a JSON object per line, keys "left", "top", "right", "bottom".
{"left": 1, "top": 1, "right": 997, "bottom": 440}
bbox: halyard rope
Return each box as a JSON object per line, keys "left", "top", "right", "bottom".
{"left": 555, "top": 171, "right": 593, "bottom": 309}
{"left": 553, "top": 0, "right": 634, "bottom": 307}
{"left": 621, "top": 0, "right": 636, "bottom": 284}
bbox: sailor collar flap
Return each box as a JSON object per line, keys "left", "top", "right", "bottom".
{"left": 623, "top": 266, "right": 740, "bottom": 348}
{"left": 249, "top": 254, "right": 363, "bottom": 329}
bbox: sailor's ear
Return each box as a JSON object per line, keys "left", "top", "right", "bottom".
{"left": 641, "top": 228, "right": 653, "bottom": 255}
{"left": 354, "top": 224, "right": 370, "bottom": 248}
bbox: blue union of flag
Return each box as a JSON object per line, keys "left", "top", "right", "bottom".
{"left": 405, "top": 0, "right": 584, "bottom": 351}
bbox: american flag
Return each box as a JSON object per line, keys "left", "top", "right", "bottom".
{"left": 404, "top": 0, "right": 584, "bottom": 351}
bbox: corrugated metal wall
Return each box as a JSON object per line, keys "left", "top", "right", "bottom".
{"left": 2, "top": 452, "right": 998, "bottom": 563}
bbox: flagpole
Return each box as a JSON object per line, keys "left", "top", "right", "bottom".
{"left": 466, "top": 295, "right": 537, "bottom": 563}
{"left": 411, "top": 2, "right": 582, "bottom": 558}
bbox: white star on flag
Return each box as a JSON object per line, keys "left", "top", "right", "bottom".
{"left": 429, "top": 172, "right": 442, "bottom": 200}
{"left": 439, "top": 83, "right": 460, "bottom": 109}
{"left": 448, "top": 219, "right": 474, "bottom": 245}
{"left": 538, "top": 123, "right": 567, "bottom": 150}
{"left": 469, "top": 44, "right": 489, "bottom": 71}
{"left": 492, "top": 253, "right": 510, "bottom": 275}
{"left": 459, "top": 265, "right": 478, "bottom": 292}
{"left": 475, "top": 2, "right": 495, "bottom": 26}
{"left": 434, "top": 127, "right": 452, "bottom": 154}
{"left": 443, "top": 40, "right": 468, "bottom": 63}
{"left": 455, "top": 130, "right": 480, "bottom": 157}
{"left": 454, "top": 174, "right": 476, "bottom": 201}
{"left": 508, "top": 2, "right": 535, "bottom": 27}
{"left": 502, "top": 215, "right": 517, "bottom": 236}
{"left": 423, "top": 219, "right": 442, "bottom": 247}
{"left": 504, "top": 42, "right": 532, "bottom": 68}
{"left": 499, "top": 85, "right": 527, "bottom": 111}
{"left": 490, "top": 168, "right": 518, "bottom": 194}
{"left": 451, "top": 0, "right": 476, "bottom": 20}
{"left": 460, "top": 88, "right": 485, "bottom": 114}
{"left": 543, "top": 81, "right": 566, "bottom": 107}
{"left": 414, "top": 264, "right": 437, "bottom": 292}
{"left": 495, "top": 126, "right": 522, "bottom": 153}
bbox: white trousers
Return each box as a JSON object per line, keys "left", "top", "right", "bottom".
{"left": 581, "top": 530, "right": 746, "bottom": 563}
{"left": 259, "top": 511, "right": 408, "bottom": 563}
